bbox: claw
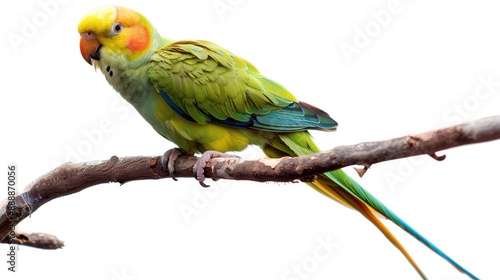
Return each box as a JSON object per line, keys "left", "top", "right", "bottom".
{"left": 193, "top": 150, "right": 239, "bottom": 187}
{"left": 161, "top": 148, "right": 187, "bottom": 181}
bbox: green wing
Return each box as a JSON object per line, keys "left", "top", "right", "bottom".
{"left": 148, "top": 40, "right": 337, "bottom": 132}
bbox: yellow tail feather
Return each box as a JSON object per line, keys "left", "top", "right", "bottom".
{"left": 310, "top": 178, "right": 427, "bottom": 279}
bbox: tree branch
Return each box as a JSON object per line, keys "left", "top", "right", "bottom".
{"left": 2, "top": 115, "right": 500, "bottom": 248}
{"left": 1, "top": 231, "right": 64, "bottom": 250}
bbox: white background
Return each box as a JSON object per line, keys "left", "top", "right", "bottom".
{"left": 1, "top": 0, "right": 499, "bottom": 279}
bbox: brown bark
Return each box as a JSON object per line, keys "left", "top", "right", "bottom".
{"left": 1, "top": 115, "right": 499, "bottom": 249}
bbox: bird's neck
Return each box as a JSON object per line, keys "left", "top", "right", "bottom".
{"left": 97, "top": 32, "right": 173, "bottom": 105}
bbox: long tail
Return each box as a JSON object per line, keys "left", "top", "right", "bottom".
{"left": 262, "top": 132, "right": 478, "bottom": 279}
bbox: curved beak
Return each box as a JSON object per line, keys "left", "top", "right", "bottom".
{"left": 80, "top": 35, "right": 101, "bottom": 65}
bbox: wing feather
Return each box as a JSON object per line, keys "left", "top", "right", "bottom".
{"left": 149, "top": 40, "right": 336, "bottom": 131}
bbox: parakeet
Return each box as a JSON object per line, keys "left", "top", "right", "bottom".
{"left": 78, "top": 6, "right": 477, "bottom": 279}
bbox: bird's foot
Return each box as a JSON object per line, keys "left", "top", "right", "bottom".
{"left": 161, "top": 148, "right": 187, "bottom": 181}
{"left": 194, "top": 150, "right": 239, "bottom": 187}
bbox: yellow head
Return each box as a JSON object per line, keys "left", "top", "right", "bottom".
{"left": 78, "top": 6, "right": 153, "bottom": 65}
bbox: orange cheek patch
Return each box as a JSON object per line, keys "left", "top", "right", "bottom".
{"left": 127, "top": 24, "right": 150, "bottom": 53}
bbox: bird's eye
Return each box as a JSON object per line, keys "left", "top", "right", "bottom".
{"left": 82, "top": 31, "right": 96, "bottom": 40}
{"left": 110, "top": 22, "right": 124, "bottom": 36}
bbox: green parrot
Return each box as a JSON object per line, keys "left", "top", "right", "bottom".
{"left": 78, "top": 6, "right": 477, "bottom": 279}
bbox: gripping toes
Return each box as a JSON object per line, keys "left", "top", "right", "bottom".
{"left": 161, "top": 148, "right": 187, "bottom": 181}
{"left": 193, "top": 150, "right": 239, "bottom": 187}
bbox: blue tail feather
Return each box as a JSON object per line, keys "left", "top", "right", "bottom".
{"left": 327, "top": 170, "right": 478, "bottom": 279}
